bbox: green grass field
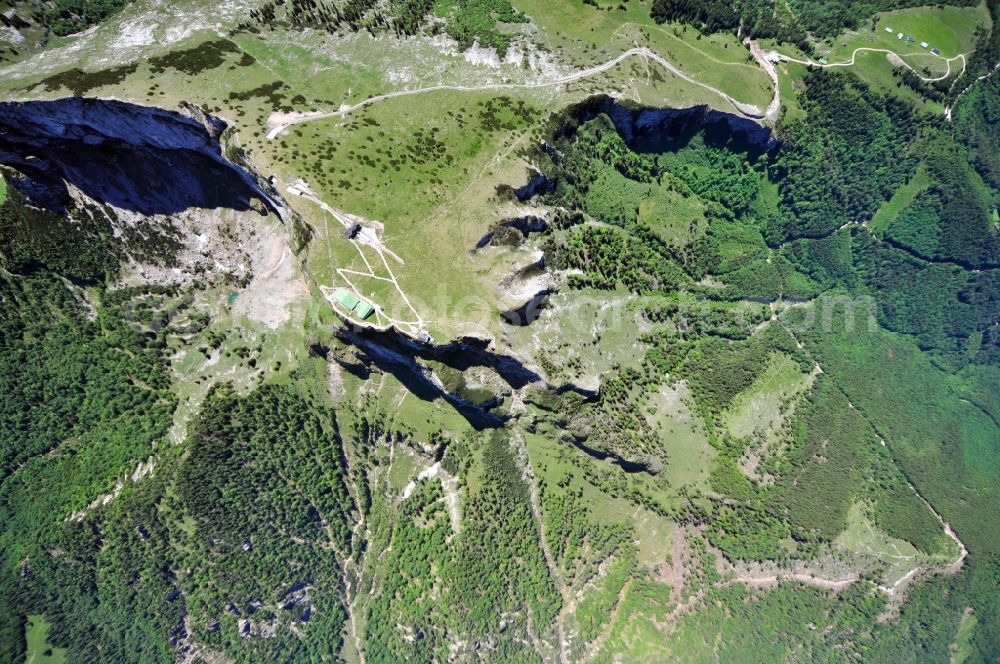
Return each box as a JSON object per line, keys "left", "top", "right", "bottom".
{"left": 835, "top": 502, "right": 928, "bottom": 587}
{"left": 808, "top": 3, "right": 988, "bottom": 66}
{"left": 870, "top": 3, "right": 990, "bottom": 57}
{"left": 723, "top": 352, "right": 815, "bottom": 443}
{"left": 765, "top": 3, "right": 989, "bottom": 112}
{"left": 643, "top": 381, "right": 716, "bottom": 490}
{"left": 506, "top": 289, "right": 649, "bottom": 386}
{"left": 274, "top": 87, "right": 545, "bottom": 338}
{"left": 386, "top": 447, "right": 422, "bottom": 493}
{"left": 24, "top": 615, "right": 66, "bottom": 664}
{"left": 512, "top": 0, "right": 773, "bottom": 110}
{"left": 952, "top": 608, "right": 980, "bottom": 664}
{"left": 870, "top": 164, "right": 929, "bottom": 234}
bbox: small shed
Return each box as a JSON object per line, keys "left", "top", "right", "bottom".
{"left": 897, "top": 32, "right": 904, "bottom": 40}
{"left": 931, "top": 48, "right": 941, "bottom": 56}
{"left": 920, "top": 41, "right": 928, "bottom": 48}
{"left": 884, "top": 27, "right": 893, "bottom": 33}
{"left": 354, "top": 302, "right": 375, "bottom": 320}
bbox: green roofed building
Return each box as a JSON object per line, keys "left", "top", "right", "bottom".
{"left": 333, "top": 287, "right": 376, "bottom": 320}
{"left": 333, "top": 287, "right": 360, "bottom": 310}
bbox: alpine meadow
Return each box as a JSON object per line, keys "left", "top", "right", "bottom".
{"left": 1, "top": 0, "right": 999, "bottom": 662}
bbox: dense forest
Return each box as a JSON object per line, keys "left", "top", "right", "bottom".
{"left": 0, "top": 0, "right": 133, "bottom": 37}
{"left": 524, "top": 64, "right": 1000, "bottom": 658}
{"left": 0, "top": 193, "right": 177, "bottom": 660}
{"left": 38, "top": 0, "right": 135, "bottom": 36}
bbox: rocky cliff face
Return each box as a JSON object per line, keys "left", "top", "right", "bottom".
{"left": 548, "top": 95, "right": 779, "bottom": 154}
{"left": 0, "top": 97, "right": 284, "bottom": 217}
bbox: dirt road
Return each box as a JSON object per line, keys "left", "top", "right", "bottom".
{"left": 267, "top": 46, "right": 767, "bottom": 139}
{"left": 775, "top": 46, "right": 967, "bottom": 83}
{"left": 268, "top": 35, "right": 986, "bottom": 142}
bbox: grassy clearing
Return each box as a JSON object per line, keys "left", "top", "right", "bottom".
{"left": 278, "top": 89, "right": 536, "bottom": 226}
{"left": 764, "top": 4, "right": 987, "bottom": 112}
{"left": 275, "top": 87, "right": 545, "bottom": 338}
{"left": 834, "top": 502, "right": 926, "bottom": 587}
{"left": 575, "top": 479, "right": 675, "bottom": 567}
{"left": 231, "top": 33, "right": 384, "bottom": 107}
{"left": 634, "top": 510, "right": 676, "bottom": 567}
{"left": 773, "top": 60, "right": 810, "bottom": 121}
{"left": 387, "top": 447, "right": 422, "bottom": 493}
{"left": 512, "top": 0, "right": 773, "bottom": 110}
{"left": 643, "top": 381, "right": 715, "bottom": 491}
{"left": 870, "top": 163, "right": 929, "bottom": 234}
{"left": 952, "top": 607, "right": 979, "bottom": 664}
{"left": 809, "top": 3, "right": 987, "bottom": 65}
{"left": 870, "top": 3, "right": 989, "bottom": 57}
{"left": 723, "top": 352, "right": 814, "bottom": 443}
{"left": 637, "top": 183, "right": 711, "bottom": 246}
{"left": 337, "top": 357, "right": 477, "bottom": 444}
{"left": 24, "top": 615, "right": 66, "bottom": 664}
{"left": 852, "top": 49, "right": 943, "bottom": 109}
{"left": 506, "top": 289, "right": 648, "bottom": 387}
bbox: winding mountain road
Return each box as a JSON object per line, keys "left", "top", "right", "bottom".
{"left": 268, "top": 36, "right": 977, "bottom": 141}
{"left": 775, "top": 46, "right": 968, "bottom": 83}
{"left": 267, "top": 46, "right": 766, "bottom": 139}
